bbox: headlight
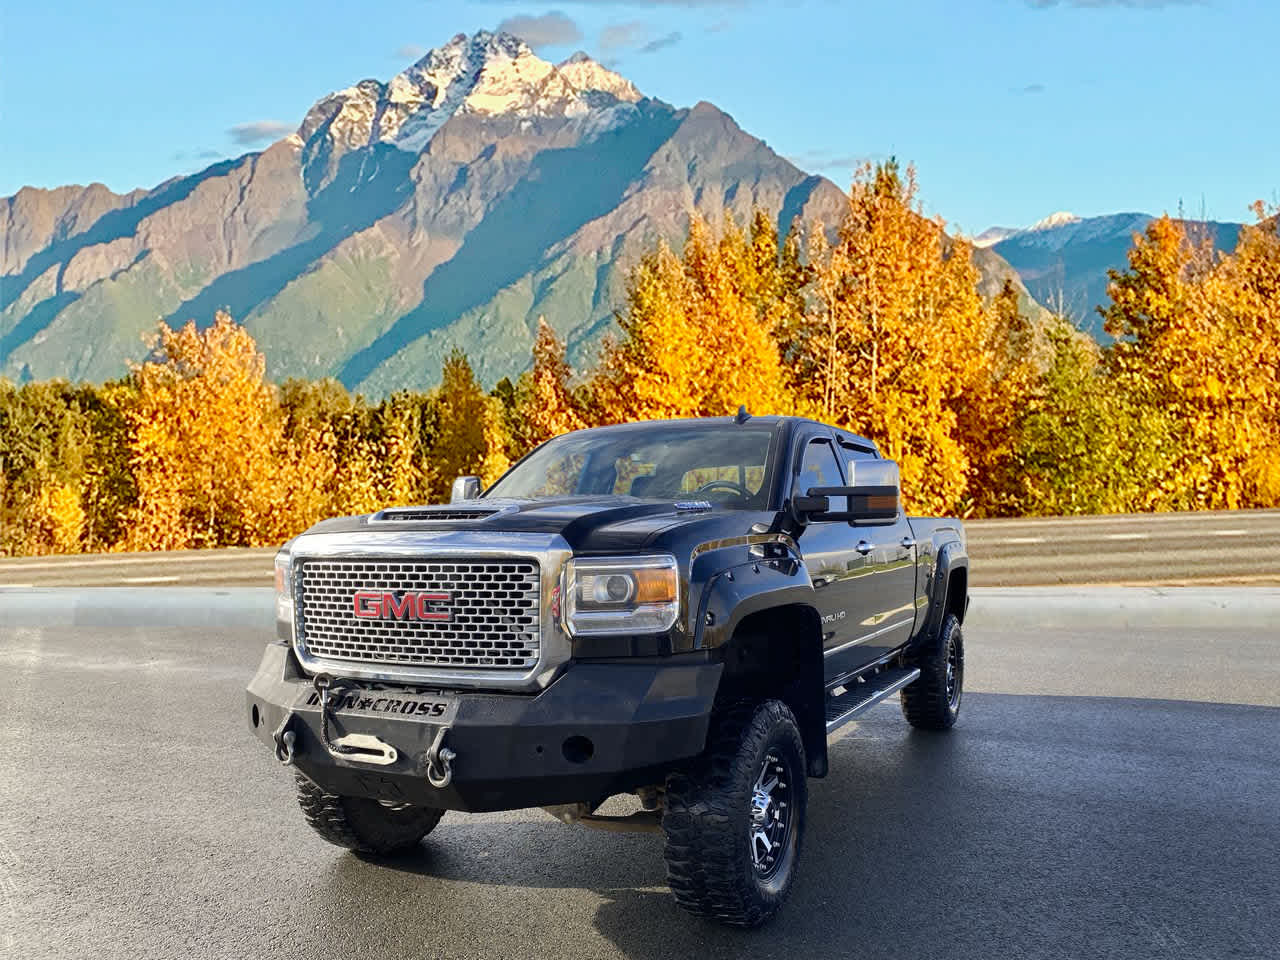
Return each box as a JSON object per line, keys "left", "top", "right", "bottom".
{"left": 274, "top": 548, "right": 294, "bottom": 630}
{"left": 563, "top": 555, "right": 679, "bottom": 637}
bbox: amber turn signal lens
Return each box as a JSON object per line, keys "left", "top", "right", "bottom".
{"left": 634, "top": 567, "right": 677, "bottom": 605}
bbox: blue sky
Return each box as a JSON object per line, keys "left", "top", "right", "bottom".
{"left": 1, "top": 0, "right": 1275, "bottom": 232}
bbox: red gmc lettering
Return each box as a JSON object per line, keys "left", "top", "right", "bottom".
{"left": 352, "top": 591, "right": 452, "bottom": 621}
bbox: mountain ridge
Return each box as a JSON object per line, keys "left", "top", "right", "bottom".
{"left": 0, "top": 30, "right": 1044, "bottom": 394}
{"left": 985, "top": 211, "right": 1244, "bottom": 333}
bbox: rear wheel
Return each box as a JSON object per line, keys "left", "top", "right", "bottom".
{"left": 662, "top": 700, "right": 806, "bottom": 927}
{"left": 294, "top": 773, "right": 444, "bottom": 856}
{"left": 901, "top": 613, "right": 964, "bottom": 730}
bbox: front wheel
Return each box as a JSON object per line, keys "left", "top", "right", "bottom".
{"left": 662, "top": 700, "right": 807, "bottom": 927}
{"left": 901, "top": 612, "right": 964, "bottom": 730}
{"left": 294, "top": 773, "right": 445, "bottom": 856}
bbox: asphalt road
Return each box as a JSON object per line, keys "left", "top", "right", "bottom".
{"left": 1, "top": 508, "right": 1278, "bottom": 588}
{"left": 2, "top": 588, "right": 1277, "bottom": 959}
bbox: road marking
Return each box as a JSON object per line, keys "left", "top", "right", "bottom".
{"left": 1211, "top": 529, "right": 1248, "bottom": 537}
{"left": 119, "top": 576, "right": 181, "bottom": 584}
{"left": 1104, "top": 533, "right": 1149, "bottom": 540}
{"left": 998, "top": 537, "right": 1045, "bottom": 544}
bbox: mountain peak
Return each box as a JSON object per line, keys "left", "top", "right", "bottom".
{"left": 1028, "top": 211, "right": 1081, "bottom": 232}
{"left": 297, "top": 31, "right": 643, "bottom": 175}
{"left": 556, "top": 52, "right": 642, "bottom": 106}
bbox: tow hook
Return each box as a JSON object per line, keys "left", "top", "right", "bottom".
{"left": 425, "top": 726, "right": 456, "bottom": 789}
{"left": 272, "top": 714, "right": 297, "bottom": 766}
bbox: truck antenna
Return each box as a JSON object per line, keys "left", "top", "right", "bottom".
{"left": 734, "top": 405, "right": 750, "bottom": 424}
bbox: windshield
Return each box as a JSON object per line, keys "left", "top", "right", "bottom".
{"left": 486, "top": 425, "right": 776, "bottom": 509}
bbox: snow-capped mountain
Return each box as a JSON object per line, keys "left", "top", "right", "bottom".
{"left": 984, "top": 211, "right": 1243, "bottom": 334}
{"left": 1, "top": 30, "right": 1038, "bottom": 392}
{"left": 298, "top": 33, "right": 643, "bottom": 188}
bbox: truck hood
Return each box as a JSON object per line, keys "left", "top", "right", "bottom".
{"left": 296, "top": 496, "right": 730, "bottom": 554}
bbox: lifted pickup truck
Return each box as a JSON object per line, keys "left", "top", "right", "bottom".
{"left": 247, "top": 413, "right": 968, "bottom": 926}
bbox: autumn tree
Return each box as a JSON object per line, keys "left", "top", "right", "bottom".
{"left": 1101, "top": 211, "right": 1280, "bottom": 509}
{"left": 0, "top": 379, "right": 135, "bottom": 554}
{"left": 509, "top": 317, "right": 586, "bottom": 458}
{"left": 592, "top": 214, "right": 787, "bottom": 423}
{"left": 431, "top": 348, "right": 510, "bottom": 490}
{"left": 1004, "top": 317, "right": 1179, "bottom": 515}
{"left": 123, "top": 311, "right": 288, "bottom": 549}
{"left": 783, "top": 162, "right": 996, "bottom": 514}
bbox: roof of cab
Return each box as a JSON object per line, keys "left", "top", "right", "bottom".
{"left": 559, "top": 415, "right": 879, "bottom": 455}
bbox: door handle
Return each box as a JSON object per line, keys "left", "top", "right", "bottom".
{"left": 901, "top": 536, "right": 916, "bottom": 549}
{"left": 856, "top": 540, "right": 873, "bottom": 555}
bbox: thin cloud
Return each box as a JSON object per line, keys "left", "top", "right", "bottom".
{"left": 496, "top": 11, "right": 583, "bottom": 49}
{"left": 198, "top": 149, "right": 222, "bottom": 159}
{"left": 1014, "top": 83, "right": 1047, "bottom": 94}
{"left": 396, "top": 43, "right": 427, "bottom": 60}
{"left": 600, "top": 20, "right": 648, "bottom": 51}
{"left": 787, "top": 149, "right": 879, "bottom": 173}
{"left": 600, "top": 21, "right": 682, "bottom": 54}
{"left": 639, "top": 30, "right": 682, "bottom": 53}
{"left": 228, "top": 121, "right": 294, "bottom": 146}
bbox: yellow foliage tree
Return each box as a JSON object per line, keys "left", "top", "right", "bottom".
{"left": 784, "top": 162, "right": 996, "bottom": 514}
{"left": 593, "top": 214, "right": 787, "bottom": 423}
{"left": 1102, "top": 210, "right": 1280, "bottom": 509}
{"left": 512, "top": 317, "right": 586, "bottom": 455}
{"left": 24, "top": 478, "right": 86, "bottom": 555}
{"left": 122, "top": 311, "right": 288, "bottom": 549}
{"left": 431, "top": 349, "right": 510, "bottom": 491}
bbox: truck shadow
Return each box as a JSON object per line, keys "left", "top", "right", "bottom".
{"left": 340, "top": 693, "right": 1279, "bottom": 960}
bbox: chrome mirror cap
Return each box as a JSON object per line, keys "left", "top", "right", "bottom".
{"left": 451, "top": 476, "right": 482, "bottom": 503}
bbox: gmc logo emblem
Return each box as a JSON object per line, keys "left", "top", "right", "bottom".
{"left": 353, "top": 590, "right": 452, "bottom": 622}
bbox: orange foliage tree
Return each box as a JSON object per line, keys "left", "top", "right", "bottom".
{"left": 591, "top": 215, "right": 788, "bottom": 423}
{"left": 123, "top": 311, "right": 291, "bottom": 549}
{"left": 781, "top": 162, "right": 998, "bottom": 514}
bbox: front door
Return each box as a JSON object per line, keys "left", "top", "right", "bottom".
{"left": 790, "top": 435, "right": 864, "bottom": 682}
{"left": 839, "top": 447, "right": 918, "bottom": 665}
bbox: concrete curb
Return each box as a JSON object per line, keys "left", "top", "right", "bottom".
{"left": 0, "top": 587, "right": 275, "bottom": 630}
{"left": 969, "top": 586, "right": 1280, "bottom": 630}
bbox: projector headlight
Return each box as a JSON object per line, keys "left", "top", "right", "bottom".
{"left": 563, "top": 555, "right": 680, "bottom": 637}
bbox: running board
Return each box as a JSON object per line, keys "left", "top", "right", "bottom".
{"left": 825, "top": 667, "right": 921, "bottom": 734}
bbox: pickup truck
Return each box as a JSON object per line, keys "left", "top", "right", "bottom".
{"left": 247, "top": 413, "right": 969, "bottom": 927}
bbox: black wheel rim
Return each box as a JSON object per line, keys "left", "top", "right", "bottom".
{"left": 945, "top": 635, "right": 963, "bottom": 709}
{"left": 749, "top": 749, "right": 795, "bottom": 880}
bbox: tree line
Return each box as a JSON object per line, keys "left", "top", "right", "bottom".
{"left": 2, "top": 163, "right": 1277, "bottom": 555}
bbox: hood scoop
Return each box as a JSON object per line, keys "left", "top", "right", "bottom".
{"left": 370, "top": 503, "right": 516, "bottom": 523}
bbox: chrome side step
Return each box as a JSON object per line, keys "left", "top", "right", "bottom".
{"left": 824, "top": 667, "right": 921, "bottom": 735}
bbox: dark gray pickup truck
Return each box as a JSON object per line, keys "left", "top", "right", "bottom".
{"left": 247, "top": 413, "right": 969, "bottom": 926}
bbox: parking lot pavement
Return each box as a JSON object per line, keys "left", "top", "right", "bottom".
{"left": 1, "top": 589, "right": 1277, "bottom": 959}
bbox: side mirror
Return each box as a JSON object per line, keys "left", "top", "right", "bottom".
{"left": 451, "top": 476, "right": 482, "bottom": 503}
{"left": 797, "top": 460, "right": 900, "bottom": 524}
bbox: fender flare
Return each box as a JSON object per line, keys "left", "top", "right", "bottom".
{"left": 911, "top": 539, "right": 969, "bottom": 655}
{"left": 693, "top": 557, "right": 829, "bottom": 777}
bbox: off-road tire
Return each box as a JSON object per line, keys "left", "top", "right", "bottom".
{"left": 662, "top": 700, "right": 807, "bottom": 927}
{"left": 294, "top": 773, "right": 444, "bottom": 855}
{"left": 901, "top": 612, "right": 964, "bottom": 730}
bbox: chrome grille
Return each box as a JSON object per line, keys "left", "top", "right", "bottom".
{"left": 296, "top": 558, "right": 541, "bottom": 670}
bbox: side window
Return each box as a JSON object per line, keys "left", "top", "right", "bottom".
{"left": 794, "top": 439, "right": 844, "bottom": 497}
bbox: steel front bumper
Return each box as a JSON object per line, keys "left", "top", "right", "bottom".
{"left": 246, "top": 644, "right": 721, "bottom": 812}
